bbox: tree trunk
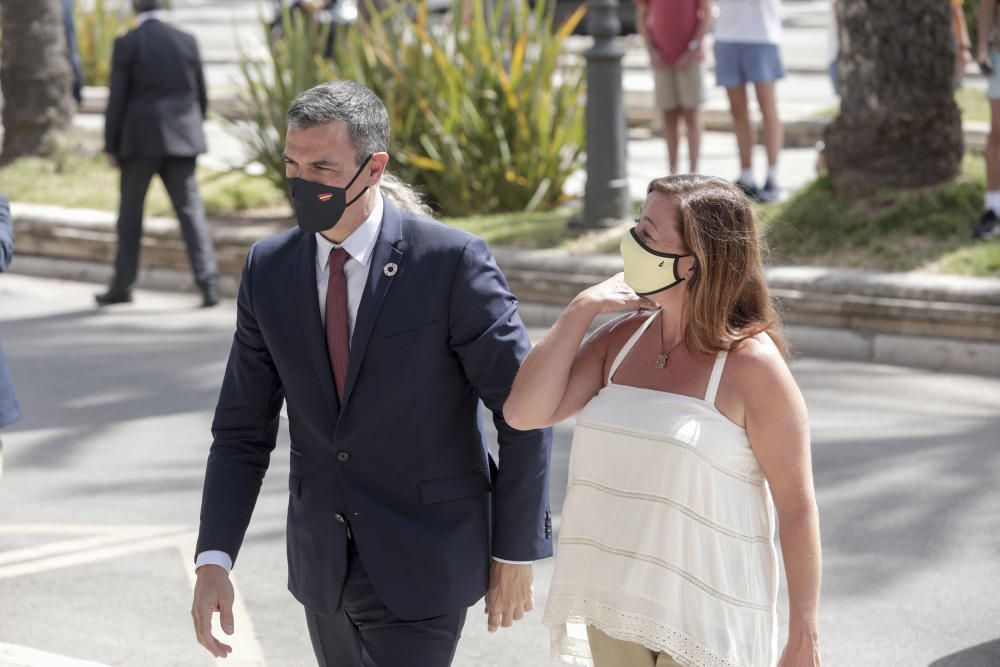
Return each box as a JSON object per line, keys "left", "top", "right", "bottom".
{"left": 0, "top": 0, "right": 75, "bottom": 163}
{"left": 825, "top": 0, "right": 963, "bottom": 198}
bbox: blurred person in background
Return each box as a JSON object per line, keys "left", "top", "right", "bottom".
{"left": 975, "top": 0, "right": 1000, "bottom": 239}
{"left": 713, "top": 0, "right": 785, "bottom": 202}
{"left": 63, "top": 0, "right": 83, "bottom": 105}
{"left": 952, "top": 0, "right": 973, "bottom": 85}
{"left": 636, "top": 0, "right": 713, "bottom": 176}
{"left": 0, "top": 196, "right": 23, "bottom": 476}
{"left": 99, "top": 0, "right": 219, "bottom": 307}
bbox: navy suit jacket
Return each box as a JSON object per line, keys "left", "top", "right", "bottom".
{"left": 104, "top": 19, "right": 208, "bottom": 159}
{"left": 196, "top": 198, "right": 552, "bottom": 619}
{"left": 0, "top": 196, "right": 21, "bottom": 428}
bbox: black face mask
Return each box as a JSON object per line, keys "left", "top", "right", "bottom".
{"left": 287, "top": 154, "right": 372, "bottom": 234}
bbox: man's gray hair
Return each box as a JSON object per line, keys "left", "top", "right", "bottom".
{"left": 286, "top": 80, "right": 390, "bottom": 166}
{"left": 132, "top": 0, "right": 165, "bottom": 12}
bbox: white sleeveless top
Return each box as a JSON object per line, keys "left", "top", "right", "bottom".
{"left": 542, "top": 312, "right": 779, "bottom": 667}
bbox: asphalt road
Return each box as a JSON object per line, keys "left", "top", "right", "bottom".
{"left": 1, "top": 274, "right": 998, "bottom": 667}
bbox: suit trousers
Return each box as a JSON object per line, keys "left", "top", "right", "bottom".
{"left": 111, "top": 156, "right": 218, "bottom": 293}
{"left": 305, "top": 537, "right": 467, "bottom": 667}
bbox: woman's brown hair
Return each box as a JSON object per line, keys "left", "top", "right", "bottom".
{"left": 646, "top": 174, "right": 787, "bottom": 357}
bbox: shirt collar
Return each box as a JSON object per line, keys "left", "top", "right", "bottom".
{"left": 316, "top": 193, "right": 384, "bottom": 273}
{"left": 137, "top": 10, "right": 163, "bottom": 25}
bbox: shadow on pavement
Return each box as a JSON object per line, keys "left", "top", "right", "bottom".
{"left": 928, "top": 639, "right": 1000, "bottom": 666}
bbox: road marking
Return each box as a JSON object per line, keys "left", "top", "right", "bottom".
{"left": 0, "top": 530, "right": 193, "bottom": 580}
{"left": 0, "top": 524, "right": 269, "bottom": 666}
{"left": 0, "top": 642, "right": 111, "bottom": 666}
{"left": 0, "top": 525, "right": 188, "bottom": 567}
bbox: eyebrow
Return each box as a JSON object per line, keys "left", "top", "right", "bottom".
{"left": 282, "top": 153, "right": 342, "bottom": 168}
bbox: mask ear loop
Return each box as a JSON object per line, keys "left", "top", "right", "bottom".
{"left": 344, "top": 154, "right": 374, "bottom": 207}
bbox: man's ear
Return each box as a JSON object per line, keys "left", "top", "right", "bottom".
{"left": 369, "top": 152, "right": 390, "bottom": 183}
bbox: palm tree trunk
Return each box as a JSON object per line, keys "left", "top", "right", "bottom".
{"left": 0, "top": 0, "right": 75, "bottom": 163}
{"left": 824, "top": 0, "right": 963, "bottom": 197}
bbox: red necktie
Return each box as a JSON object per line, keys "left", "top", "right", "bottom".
{"left": 325, "top": 247, "right": 350, "bottom": 402}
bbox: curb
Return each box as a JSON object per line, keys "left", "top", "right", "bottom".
{"left": 8, "top": 203, "right": 1000, "bottom": 376}
{"left": 10, "top": 255, "right": 999, "bottom": 376}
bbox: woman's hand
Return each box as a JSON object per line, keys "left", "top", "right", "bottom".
{"left": 777, "top": 631, "right": 820, "bottom": 667}
{"left": 575, "top": 273, "right": 657, "bottom": 315}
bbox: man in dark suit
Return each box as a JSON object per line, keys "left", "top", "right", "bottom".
{"left": 99, "top": 0, "right": 219, "bottom": 307}
{"left": 191, "top": 81, "right": 552, "bottom": 666}
{"left": 0, "top": 196, "right": 23, "bottom": 474}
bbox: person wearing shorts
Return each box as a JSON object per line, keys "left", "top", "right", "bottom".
{"left": 636, "top": 0, "right": 712, "bottom": 175}
{"left": 714, "top": 0, "right": 785, "bottom": 202}
{"left": 974, "top": 0, "right": 1000, "bottom": 239}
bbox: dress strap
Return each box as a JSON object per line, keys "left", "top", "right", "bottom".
{"left": 704, "top": 347, "right": 730, "bottom": 406}
{"left": 607, "top": 310, "right": 660, "bottom": 385}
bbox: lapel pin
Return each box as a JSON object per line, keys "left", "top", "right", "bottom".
{"left": 383, "top": 263, "right": 398, "bottom": 277}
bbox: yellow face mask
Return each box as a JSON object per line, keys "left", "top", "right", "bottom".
{"left": 619, "top": 228, "right": 693, "bottom": 296}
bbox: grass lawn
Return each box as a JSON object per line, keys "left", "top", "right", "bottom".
{"left": 757, "top": 155, "right": 1000, "bottom": 277}
{"left": 4, "top": 144, "right": 998, "bottom": 277}
{"left": 0, "top": 147, "right": 287, "bottom": 218}
{"left": 956, "top": 86, "right": 991, "bottom": 124}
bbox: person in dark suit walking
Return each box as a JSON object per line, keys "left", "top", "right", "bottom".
{"left": 99, "top": 0, "right": 219, "bottom": 307}
{"left": 0, "top": 196, "right": 23, "bottom": 475}
{"left": 190, "top": 81, "right": 552, "bottom": 666}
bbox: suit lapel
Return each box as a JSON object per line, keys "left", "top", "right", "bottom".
{"left": 341, "top": 198, "right": 404, "bottom": 410}
{"left": 294, "top": 231, "right": 340, "bottom": 417}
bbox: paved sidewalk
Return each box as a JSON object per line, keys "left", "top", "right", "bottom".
{"left": 2, "top": 273, "right": 1000, "bottom": 667}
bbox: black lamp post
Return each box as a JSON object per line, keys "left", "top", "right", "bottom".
{"left": 582, "top": 0, "right": 629, "bottom": 227}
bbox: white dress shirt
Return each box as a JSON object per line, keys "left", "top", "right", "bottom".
{"left": 136, "top": 10, "right": 164, "bottom": 26}
{"left": 196, "top": 194, "right": 525, "bottom": 572}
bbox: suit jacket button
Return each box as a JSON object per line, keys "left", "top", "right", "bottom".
{"left": 334, "top": 513, "right": 346, "bottom": 523}
{"left": 337, "top": 451, "right": 350, "bottom": 462}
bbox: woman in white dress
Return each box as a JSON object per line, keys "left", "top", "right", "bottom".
{"left": 504, "top": 175, "right": 821, "bottom": 667}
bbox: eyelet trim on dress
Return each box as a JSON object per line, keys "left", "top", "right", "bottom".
{"left": 545, "top": 595, "right": 745, "bottom": 667}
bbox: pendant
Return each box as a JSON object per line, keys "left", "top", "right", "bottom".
{"left": 654, "top": 353, "right": 669, "bottom": 369}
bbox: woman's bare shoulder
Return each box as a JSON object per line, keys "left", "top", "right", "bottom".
{"left": 726, "top": 332, "right": 790, "bottom": 382}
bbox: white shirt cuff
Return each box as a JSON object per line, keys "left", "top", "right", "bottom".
{"left": 195, "top": 550, "right": 233, "bottom": 573}
{"left": 492, "top": 556, "right": 532, "bottom": 565}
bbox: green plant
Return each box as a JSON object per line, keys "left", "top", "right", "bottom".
{"left": 759, "top": 156, "right": 998, "bottom": 275}
{"left": 333, "top": 0, "right": 586, "bottom": 215}
{"left": 75, "top": 0, "right": 131, "bottom": 87}
{"left": 233, "top": 5, "right": 335, "bottom": 202}
{"left": 235, "top": 0, "right": 586, "bottom": 216}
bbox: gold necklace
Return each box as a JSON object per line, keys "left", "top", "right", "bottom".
{"left": 654, "top": 315, "right": 684, "bottom": 369}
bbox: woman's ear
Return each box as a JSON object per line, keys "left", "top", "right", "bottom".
{"left": 684, "top": 257, "right": 697, "bottom": 277}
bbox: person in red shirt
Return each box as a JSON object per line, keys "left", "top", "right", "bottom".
{"left": 636, "top": 0, "right": 713, "bottom": 175}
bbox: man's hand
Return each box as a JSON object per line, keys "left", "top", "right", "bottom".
{"left": 191, "top": 564, "right": 235, "bottom": 658}
{"left": 105, "top": 153, "right": 119, "bottom": 169}
{"left": 484, "top": 562, "right": 533, "bottom": 633}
